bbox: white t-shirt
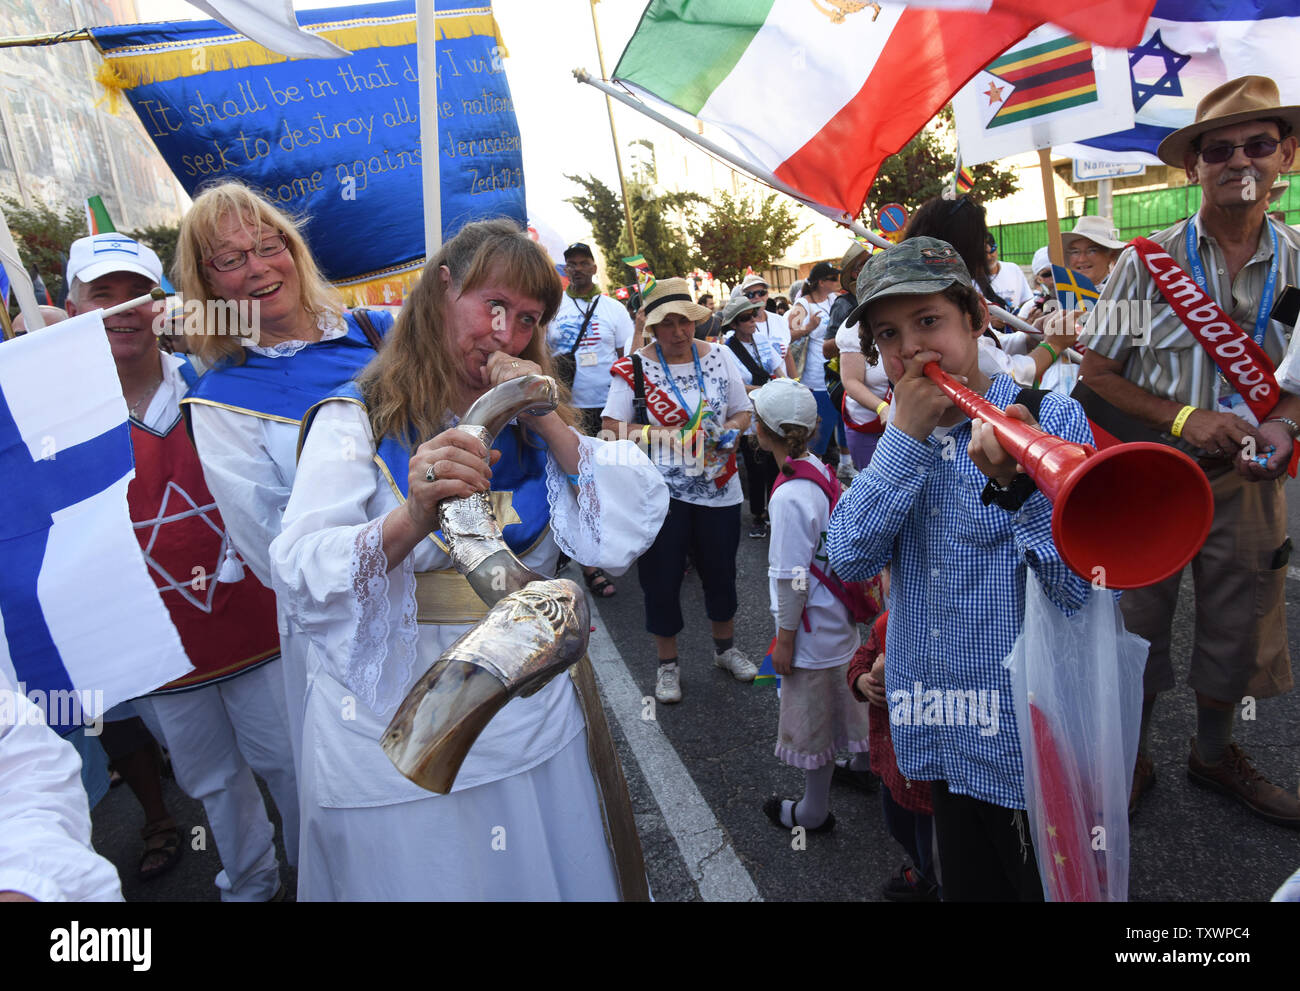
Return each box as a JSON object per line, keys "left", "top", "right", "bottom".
{"left": 834, "top": 320, "right": 892, "bottom": 426}
{"left": 767, "top": 457, "right": 860, "bottom": 670}
{"left": 602, "top": 343, "right": 750, "bottom": 507}
{"left": 795, "top": 295, "right": 836, "bottom": 391}
{"left": 547, "top": 292, "right": 634, "bottom": 409}
{"left": 988, "top": 261, "right": 1034, "bottom": 311}
{"left": 754, "top": 309, "right": 791, "bottom": 357}
{"left": 720, "top": 331, "right": 785, "bottom": 435}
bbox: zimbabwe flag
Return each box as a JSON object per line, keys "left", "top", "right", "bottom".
{"left": 986, "top": 35, "right": 1097, "bottom": 128}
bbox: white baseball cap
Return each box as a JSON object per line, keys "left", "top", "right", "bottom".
{"left": 751, "top": 378, "right": 819, "bottom": 437}
{"left": 66, "top": 233, "right": 163, "bottom": 288}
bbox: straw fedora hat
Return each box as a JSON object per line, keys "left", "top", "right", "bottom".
{"left": 641, "top": 277, "right": 713, "bottom": 328}
{"left": 1156, "top": 75, "right": 1300, "bottom": 167}
{"left": 839, "top": 241, "right": 869, "bottom": 293}
{"left": 1062, "top": 215, "right": 1126, "bottom": 252}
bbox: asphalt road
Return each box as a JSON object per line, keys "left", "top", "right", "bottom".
{"left": 89, "top": 473, "right": 1300, "bottom": 903}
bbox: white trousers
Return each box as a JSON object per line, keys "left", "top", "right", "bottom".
{"left": 136, "top": 660, "right": 299, "bottom": 902}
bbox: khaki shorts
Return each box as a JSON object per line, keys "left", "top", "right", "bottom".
{"left": 1120, "top": 467, "right": 1291, "bottom": 702}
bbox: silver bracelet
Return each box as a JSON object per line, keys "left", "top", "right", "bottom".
{"left": 1264, "top": 416, "right": 1300, "bottom": 439}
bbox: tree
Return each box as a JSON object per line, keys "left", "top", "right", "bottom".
{"left": 2, "top": 196, "right": 85, "bottom": 306}
{"left": 127, "top": 222, "right": 181, "bottom": 282}
{"left": 690, "top": 190, "right": 808, "bottom": 286}
{"left": 564, "top": 173, "right": 703, "bottom": 284}
{"left": 862, "top": 106, "right": 1018, "bottom": 222}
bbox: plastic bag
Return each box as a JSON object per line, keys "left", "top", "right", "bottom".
{"left": 1004, "top": 579, "right": 1147, "bottom": 901}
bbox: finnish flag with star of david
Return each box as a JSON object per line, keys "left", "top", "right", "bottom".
{"left": 0, "top": 311, "right": 191, "bottom": 731}
{"left": 1059, "top": 0, "right": 1300, "bottom": 163}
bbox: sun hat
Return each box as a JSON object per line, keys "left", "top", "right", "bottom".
{"left": 642, "top": 277, "right": 713, "bottom": 328}
{"left": 720, "top": 294, "right": 765, "bottom": 328}
{"left": 1062, "top": 215, "right": 1126, "bottom": 253}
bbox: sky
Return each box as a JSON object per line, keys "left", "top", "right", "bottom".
{"left": 133, "top": 0, "right": 661, "bottom": 244}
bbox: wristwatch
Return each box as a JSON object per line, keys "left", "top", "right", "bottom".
{"left": 980, "top": 473, "right": 1038, "bottom": 512}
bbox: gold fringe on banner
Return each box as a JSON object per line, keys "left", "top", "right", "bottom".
{"left": 95, "top": 8, "right": 506, "bottom": 91}
{"left": 337, "top": 264, "right": 426, "bottom": 308}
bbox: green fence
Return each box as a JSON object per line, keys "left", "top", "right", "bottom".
{"left": 991, "top": 173, "right": 1300, "bottom": 266}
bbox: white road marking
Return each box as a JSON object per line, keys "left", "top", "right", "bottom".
{"left": 1289, "top": 566, "right": 1300, "bottom": 583}
{"left": 586, "top": 613, "right": 761, "bottom": 902}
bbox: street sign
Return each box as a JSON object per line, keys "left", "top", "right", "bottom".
{"left": 1072, "top": 159, "right": 1146, "bottom": 181}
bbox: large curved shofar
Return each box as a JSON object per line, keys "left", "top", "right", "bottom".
{"left": 382, "top": 374, "right": 594, "bottom": 794}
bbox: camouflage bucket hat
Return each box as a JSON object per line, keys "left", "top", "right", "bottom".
{"left": 843, "top": 236, "right": 973, "bottom": 335}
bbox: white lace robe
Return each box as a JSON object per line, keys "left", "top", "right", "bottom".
{"left": 269, "top": 400, "right": 668, "bottom": 811}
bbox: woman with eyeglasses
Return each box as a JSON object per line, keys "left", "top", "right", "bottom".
{"left": 176, "top": 182, "right": 394, "bottom": 793}
{"left": 721, "top": 293, "right": 794, "bottom": 538}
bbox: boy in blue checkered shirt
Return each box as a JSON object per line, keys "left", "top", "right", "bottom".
{"left": 827, "top": 237, "right": 1094, "bottom": 901}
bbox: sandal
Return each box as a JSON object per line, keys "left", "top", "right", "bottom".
{"left": 139, "top": 816, "right": 182, "bottom": 882}
{"left": 583, "top": 568, "right": 617, "bottom": 598}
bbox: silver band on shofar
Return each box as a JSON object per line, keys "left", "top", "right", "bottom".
{"left": 382, "top": 375, "right": 590, "bottom": 792}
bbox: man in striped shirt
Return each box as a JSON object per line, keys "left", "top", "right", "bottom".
{"left": 1080, "top": 76, "right": 1300, "bottom": 828}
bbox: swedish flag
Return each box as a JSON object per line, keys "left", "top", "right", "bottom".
{"left": 1051, "top": 263, "right": 1099, "bottom": 312}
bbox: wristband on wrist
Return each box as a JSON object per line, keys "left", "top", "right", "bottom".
{"left": 875, "top": 400, "right": 889, "bottom": 418}
{"left": 1264, "top": 416, "right": 1300, "bottom": 439}
{"left": 1035, "top": 340, "right": 1059, "bottom": 363}
{"left": 1170, "top": 405, "right": 1197, "bottom": 438}
{"left": 641, "top": 423, "right": 651, "bottom": 445}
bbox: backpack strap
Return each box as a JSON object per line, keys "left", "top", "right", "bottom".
{"left": 1012, "top": 386, "right": 1048, "bottom": 422}
{"left": 351, "top": 308, "right": 384, "bottom": 350}
{"left": 726, "top": 334, "right": 770, "bottom": 386}
{"left": 631, "top": 353, "right": 649, "bottom": 425}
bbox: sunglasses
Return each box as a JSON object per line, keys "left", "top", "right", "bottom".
{"left": 1198, "top": 137, "right": 1280, "bottom": 164}
{"left": 736, "top": 311, "right": 759, "bottom": 322}
{"left": 744, "top": 289, "right": 768, "bottom": 299}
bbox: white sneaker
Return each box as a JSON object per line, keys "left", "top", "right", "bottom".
{"left": 655, "top": 664, "right": 682, "bottom": 704}
{"left": 837, "top": 461, "right": 858, "bottom": 485}
{"left": 714, "top": 647, "right": 757, "bottom": 682}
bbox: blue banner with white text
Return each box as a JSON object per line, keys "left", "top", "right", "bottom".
{"left": 90, "top": 1, "right": 525, "bottom": 300}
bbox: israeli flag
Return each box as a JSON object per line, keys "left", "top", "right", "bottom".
{"left": 1059, "top": 0, "right": 1300, "bottom": 162}
{"left": 0, "top": 311, "right": 191, "bottom": 732}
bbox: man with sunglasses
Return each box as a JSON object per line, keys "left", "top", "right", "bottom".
{"left": 1080, "top": 76, "right": 1300, "bottom": 827}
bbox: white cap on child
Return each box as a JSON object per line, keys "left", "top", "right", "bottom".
{"left": 751, "top": 378, "right": 818, "bottom": 437}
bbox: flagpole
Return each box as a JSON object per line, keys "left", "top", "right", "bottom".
{"left": 416, "top": 0, "right": 442, "bottom": 258}
{"left": 586, "top": 4, "right": 637, "bottom": 258}
{"left": 575, "top": 69, "right": 1040, "bottom": 336}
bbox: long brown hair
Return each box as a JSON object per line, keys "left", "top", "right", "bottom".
{"left": 173, "top": 181, "right": 344, "bottom": 366}
{"left": 359, "top": 219, "right": 572, "bottom": 445}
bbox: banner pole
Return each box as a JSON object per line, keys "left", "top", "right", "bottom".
{"left": 1039, "top": 147, "right": 1063, "bottom": 267}
{"left": 416, "top": 0, "right": 441, "bottom": 259}
{"left": 0, "top": 28, "right": 92, "bottom": 50}
{"left": 587, "top": 2, "right": 638, "bottom": 258}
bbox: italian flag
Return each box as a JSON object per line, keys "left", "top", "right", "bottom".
{"left": 613, "top": 0, "right": 1154, "bottom": 218}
